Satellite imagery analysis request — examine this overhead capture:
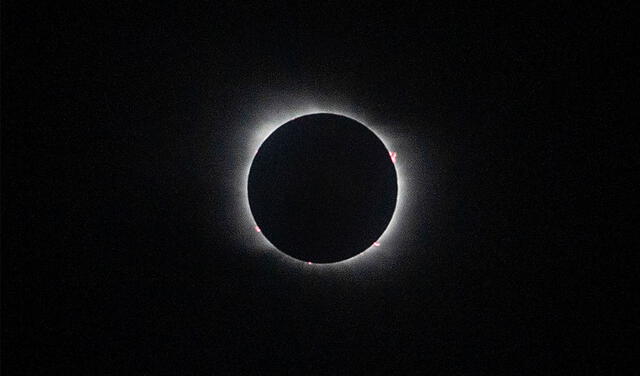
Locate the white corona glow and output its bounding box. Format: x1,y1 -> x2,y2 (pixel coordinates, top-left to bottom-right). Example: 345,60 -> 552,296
221,96 -> 424,270
240,113 -> 407,266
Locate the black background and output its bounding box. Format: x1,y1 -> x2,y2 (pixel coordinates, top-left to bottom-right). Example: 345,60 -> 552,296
2,2 -> 636,374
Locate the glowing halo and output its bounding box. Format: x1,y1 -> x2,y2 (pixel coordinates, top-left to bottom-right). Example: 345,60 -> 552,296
244,110 -> 406,265
217,96 -> 426,272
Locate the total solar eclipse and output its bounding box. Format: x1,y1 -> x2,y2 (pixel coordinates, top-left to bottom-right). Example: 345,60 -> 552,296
248,113 -> 398,263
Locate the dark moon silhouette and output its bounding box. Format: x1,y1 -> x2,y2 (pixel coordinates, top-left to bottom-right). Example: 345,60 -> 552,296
248,113 -> 397,263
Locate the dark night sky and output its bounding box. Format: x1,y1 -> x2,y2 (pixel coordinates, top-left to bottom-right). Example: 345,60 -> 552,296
2,2 -> 636,374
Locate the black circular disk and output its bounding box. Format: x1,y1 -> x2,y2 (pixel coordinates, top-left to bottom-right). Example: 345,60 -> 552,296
248,113 -> 397,263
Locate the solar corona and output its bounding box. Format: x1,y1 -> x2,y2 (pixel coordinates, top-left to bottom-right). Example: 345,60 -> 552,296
221,98 -> 423,270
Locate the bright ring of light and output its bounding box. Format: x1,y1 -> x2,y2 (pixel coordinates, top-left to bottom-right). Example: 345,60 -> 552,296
242,110 -> 406,266
215,92 -> 428,273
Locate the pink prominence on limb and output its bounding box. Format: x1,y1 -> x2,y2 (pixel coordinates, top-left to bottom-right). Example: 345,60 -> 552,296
389,151 -> 397,164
